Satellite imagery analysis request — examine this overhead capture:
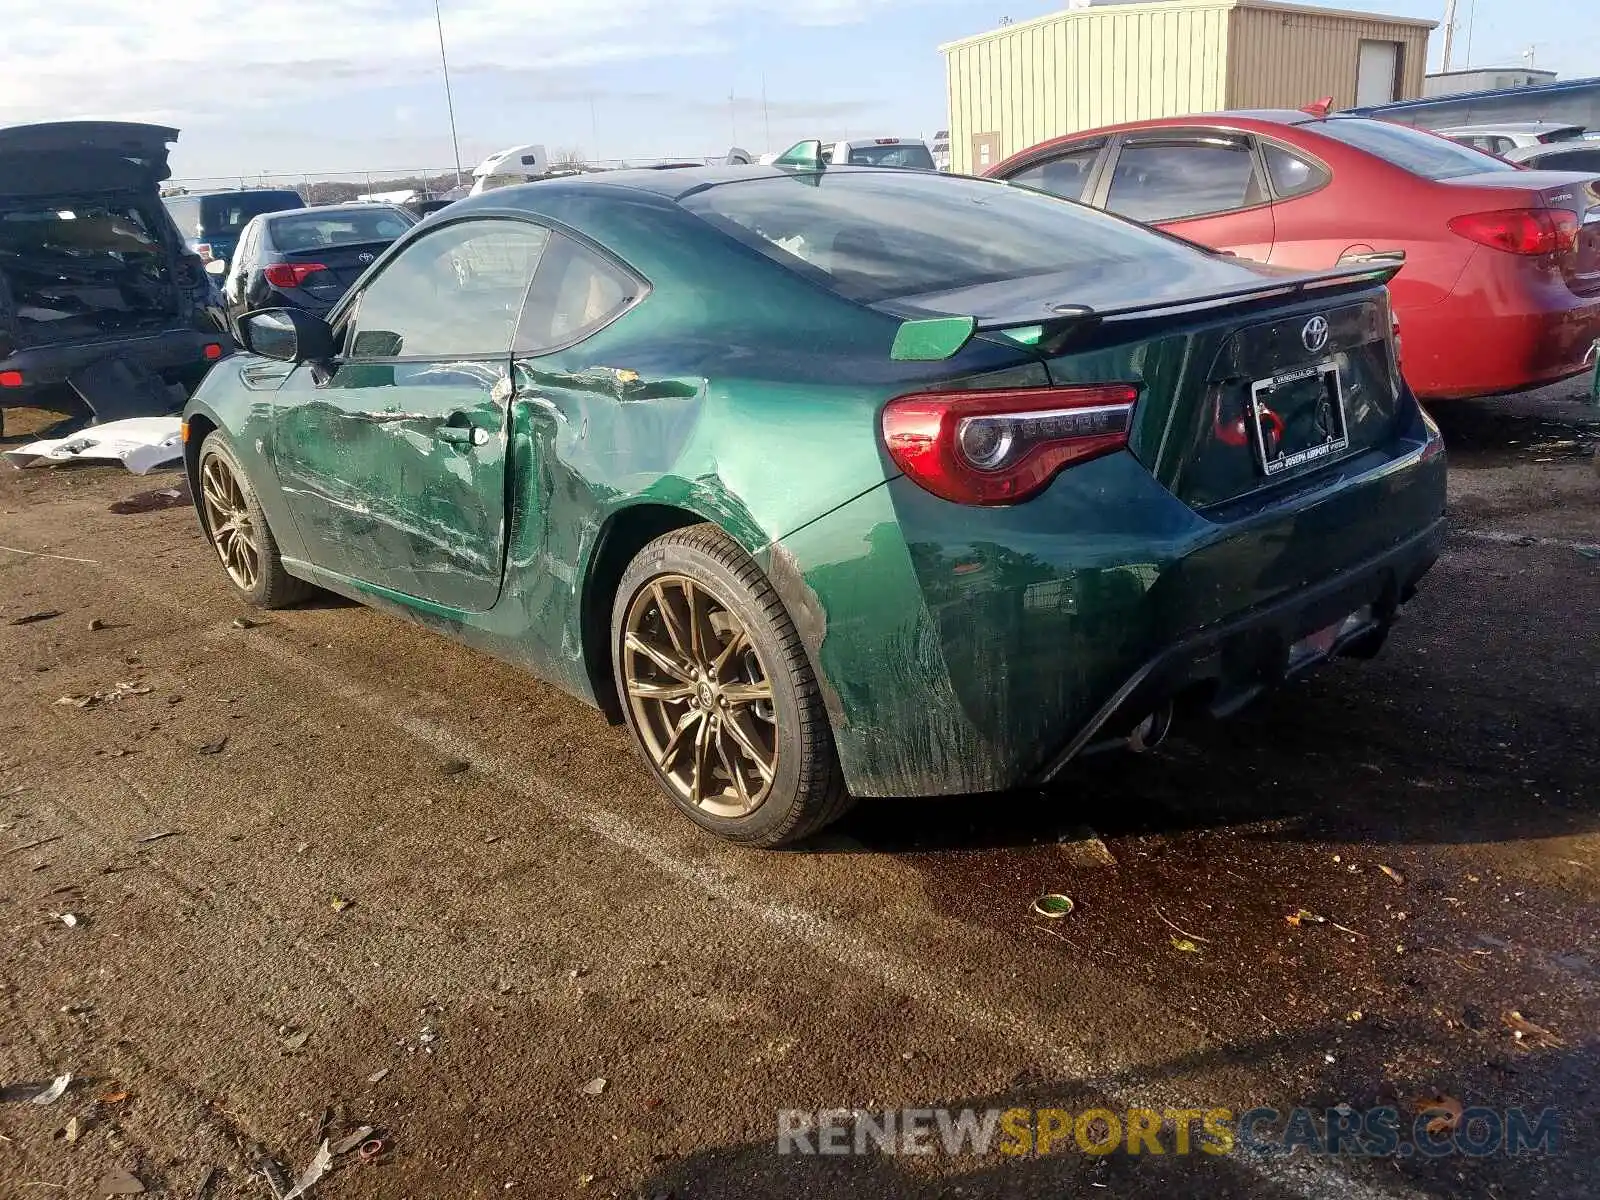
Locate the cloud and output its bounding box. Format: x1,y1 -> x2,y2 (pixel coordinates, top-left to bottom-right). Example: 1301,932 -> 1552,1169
0,0 -> 946,122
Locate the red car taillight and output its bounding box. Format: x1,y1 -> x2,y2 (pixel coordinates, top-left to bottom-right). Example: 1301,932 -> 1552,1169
1447,208 -> 1580,256
264,262 -> 327,288
882,384 -> 1139,506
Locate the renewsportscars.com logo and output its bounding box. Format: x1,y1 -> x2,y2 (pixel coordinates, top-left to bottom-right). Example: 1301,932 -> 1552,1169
776,1106 -> 1560,1159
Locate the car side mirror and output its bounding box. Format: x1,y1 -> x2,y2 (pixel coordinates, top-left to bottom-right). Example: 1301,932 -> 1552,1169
205,259 -> 228,277
239,309 -> 336,364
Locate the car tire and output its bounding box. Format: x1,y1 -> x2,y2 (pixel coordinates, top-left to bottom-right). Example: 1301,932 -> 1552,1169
611,523 -> 853,847
196,432 -> 314,610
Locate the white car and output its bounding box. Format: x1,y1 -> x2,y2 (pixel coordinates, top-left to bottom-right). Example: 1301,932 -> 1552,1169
1434,122 -> 1587,161
760,138 -> 936,170
821,138 -> 936,169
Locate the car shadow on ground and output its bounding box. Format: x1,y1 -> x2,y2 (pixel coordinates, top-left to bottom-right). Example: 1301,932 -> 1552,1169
825,658 -> 1598,855
632,1017 -> 1594,1200
1425,388 -> 1599,468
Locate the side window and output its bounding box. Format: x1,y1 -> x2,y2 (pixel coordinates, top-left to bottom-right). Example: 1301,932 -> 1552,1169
167,198 -> 200,240
1004,145 -> 1102,202
348,219 -> 549,359
515,234 -> 642,355
1105,139 -> 1265,222
1263,143 -> 1331,200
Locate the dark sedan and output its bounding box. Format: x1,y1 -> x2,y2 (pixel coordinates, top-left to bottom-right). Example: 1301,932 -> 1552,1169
218,203 -> 415,330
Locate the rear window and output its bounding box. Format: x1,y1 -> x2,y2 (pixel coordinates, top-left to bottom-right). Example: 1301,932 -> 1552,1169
1311,118 -> 1519,180
681,170 -> 1208,304
200,191 -> 304,232
839,143 -> 936,170
1524,148 -> 1600,172
269,208 -> 414,250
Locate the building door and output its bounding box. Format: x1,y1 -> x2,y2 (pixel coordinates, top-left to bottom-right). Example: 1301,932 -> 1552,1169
1356,41 -> 1402,107
971,132 -> 1000,174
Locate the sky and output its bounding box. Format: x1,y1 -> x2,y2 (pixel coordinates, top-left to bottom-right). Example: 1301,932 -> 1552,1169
1,0 -> 1597,184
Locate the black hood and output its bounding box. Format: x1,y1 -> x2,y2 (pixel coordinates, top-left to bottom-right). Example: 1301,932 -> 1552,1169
0,122 -> 178,198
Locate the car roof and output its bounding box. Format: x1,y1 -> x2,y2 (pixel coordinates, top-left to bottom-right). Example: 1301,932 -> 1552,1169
1432,121 -> 1584,136
450,163 -> 915,208
265,202 -> 405,219
833,137 -> 931,147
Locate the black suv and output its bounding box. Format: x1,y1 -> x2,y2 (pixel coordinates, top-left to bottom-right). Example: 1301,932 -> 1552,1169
0,122 -> 233,433
162,187 -> 306,269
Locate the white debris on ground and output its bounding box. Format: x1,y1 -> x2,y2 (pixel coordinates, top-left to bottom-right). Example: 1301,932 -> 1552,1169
3,417 -> 183,475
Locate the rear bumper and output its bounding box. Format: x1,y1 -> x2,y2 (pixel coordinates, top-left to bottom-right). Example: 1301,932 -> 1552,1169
770,402 -> 1447,798
0,326 -> 233,399
1405,257 -> 1600,399
1028,516 -> 1442,783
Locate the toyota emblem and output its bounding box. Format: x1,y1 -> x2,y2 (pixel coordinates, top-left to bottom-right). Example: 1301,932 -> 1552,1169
358,252 -> 375,264
1302,315 -> 1330,354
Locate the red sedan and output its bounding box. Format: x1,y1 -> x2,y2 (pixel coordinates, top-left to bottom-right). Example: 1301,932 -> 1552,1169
987,112 -> 1600,400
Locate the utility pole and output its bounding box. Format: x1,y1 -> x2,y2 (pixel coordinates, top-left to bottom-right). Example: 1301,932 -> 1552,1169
1441,0 -> 1457,72
761,74 -> 771,153
435,0 -> 467,188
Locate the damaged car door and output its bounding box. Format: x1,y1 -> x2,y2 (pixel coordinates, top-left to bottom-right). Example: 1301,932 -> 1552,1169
271,216 -> 550,611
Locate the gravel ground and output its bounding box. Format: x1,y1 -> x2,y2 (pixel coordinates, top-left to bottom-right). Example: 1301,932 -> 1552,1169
0,381 -> 1596,1199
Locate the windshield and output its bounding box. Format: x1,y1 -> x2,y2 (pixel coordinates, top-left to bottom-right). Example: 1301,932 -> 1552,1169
682,170 -> 1209,304
842,143 -> 936,170
1311,118 -> 1520,180
269,207 -> 414,250
200,191 -> 304,233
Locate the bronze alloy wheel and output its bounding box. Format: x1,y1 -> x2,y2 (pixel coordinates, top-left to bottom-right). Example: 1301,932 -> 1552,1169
622,574 -> 779,818
199,451 -> 261,592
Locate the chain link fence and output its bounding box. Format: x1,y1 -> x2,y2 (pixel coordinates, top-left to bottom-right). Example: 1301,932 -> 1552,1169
165,156 -> 726,204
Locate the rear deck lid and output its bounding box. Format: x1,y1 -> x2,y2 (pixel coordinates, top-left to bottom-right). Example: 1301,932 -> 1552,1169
277,242 -> 393,298
886,260 -> 1406,509
0,122 -> 177,197
1442,171 -> 1600,295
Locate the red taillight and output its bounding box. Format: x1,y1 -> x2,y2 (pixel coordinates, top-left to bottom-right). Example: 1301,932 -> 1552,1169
202,343 -> 223,361
882,384 -> 1139,506
264,262 -> 327,288
1447,208 -> 1580,256
0,370 -> 24,388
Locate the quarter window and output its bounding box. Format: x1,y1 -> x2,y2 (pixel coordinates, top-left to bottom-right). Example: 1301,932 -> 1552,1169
516,234 -> 640,354
1106,140 -> 1265,222
348,219 -> 549,359
1263,144 -> 1331,199
1004,145 -> 1102,202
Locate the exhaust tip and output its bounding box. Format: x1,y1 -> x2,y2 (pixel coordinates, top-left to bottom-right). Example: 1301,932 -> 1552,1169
1127,703 -> 1174,753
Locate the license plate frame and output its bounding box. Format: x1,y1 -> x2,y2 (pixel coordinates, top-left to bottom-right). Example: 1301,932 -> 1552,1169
1249,360 -> 1350,477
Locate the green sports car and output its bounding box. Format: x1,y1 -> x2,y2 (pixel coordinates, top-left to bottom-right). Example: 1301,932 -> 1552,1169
182,161 -> 1446,847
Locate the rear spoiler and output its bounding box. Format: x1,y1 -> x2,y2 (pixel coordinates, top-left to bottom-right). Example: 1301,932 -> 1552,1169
889,259 -> 1405,362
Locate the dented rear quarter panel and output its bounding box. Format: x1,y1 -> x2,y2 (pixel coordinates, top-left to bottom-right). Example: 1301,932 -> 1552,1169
772,404 -> 1445,799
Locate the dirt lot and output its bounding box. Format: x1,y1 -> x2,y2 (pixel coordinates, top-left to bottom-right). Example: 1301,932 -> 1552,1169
1,384 -> 1597,1200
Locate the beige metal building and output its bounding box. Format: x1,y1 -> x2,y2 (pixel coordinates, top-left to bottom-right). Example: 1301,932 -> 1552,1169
942,0 -> 1435,175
